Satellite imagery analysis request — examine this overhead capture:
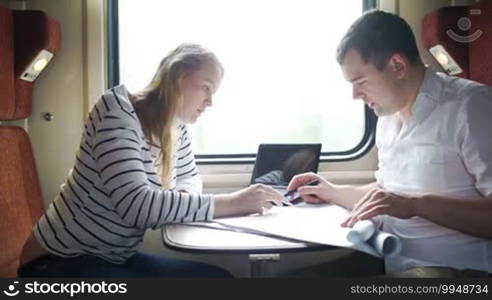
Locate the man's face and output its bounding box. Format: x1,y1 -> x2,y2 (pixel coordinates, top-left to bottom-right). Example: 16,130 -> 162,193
341,49 -> 405,117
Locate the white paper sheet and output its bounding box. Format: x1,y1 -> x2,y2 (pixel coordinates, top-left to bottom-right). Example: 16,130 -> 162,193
192,203 -> 401,257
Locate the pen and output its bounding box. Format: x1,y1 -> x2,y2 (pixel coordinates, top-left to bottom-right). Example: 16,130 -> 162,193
283,179 -> 319,204
268,199 -> 294,207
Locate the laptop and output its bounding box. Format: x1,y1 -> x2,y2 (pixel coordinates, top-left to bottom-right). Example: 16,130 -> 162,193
250,143 -> 322,194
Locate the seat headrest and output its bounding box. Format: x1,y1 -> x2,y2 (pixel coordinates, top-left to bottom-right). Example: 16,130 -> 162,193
422,0 -> 492,86
0,5 -> 61,121
0,4 -> 15,120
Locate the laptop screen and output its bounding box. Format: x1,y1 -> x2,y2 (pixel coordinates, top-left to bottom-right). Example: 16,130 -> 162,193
250,143 -> 322,186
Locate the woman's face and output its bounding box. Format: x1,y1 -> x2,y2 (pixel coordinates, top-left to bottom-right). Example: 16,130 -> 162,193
178,62 -> 222,124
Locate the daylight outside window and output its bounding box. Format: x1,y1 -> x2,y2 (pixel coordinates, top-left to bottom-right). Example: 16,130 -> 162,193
118,0 -> 367,158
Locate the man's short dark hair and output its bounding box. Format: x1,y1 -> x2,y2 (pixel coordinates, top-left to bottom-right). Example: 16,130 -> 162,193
336,10 -> 422,70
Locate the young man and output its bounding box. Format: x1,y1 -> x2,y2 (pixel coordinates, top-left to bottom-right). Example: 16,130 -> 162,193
287,10 -> 492,277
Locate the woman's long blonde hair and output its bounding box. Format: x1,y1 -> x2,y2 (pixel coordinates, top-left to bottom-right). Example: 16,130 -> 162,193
132,43 -> 223,187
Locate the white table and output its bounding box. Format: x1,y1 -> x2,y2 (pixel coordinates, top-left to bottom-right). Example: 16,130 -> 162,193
162,223 -> 335,277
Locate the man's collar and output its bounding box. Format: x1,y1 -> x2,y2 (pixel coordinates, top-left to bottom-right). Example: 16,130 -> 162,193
416,68 -> 442,101
402,68 -> 441,125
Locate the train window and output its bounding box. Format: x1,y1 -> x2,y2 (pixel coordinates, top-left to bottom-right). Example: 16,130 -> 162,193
111,0 -> 376,162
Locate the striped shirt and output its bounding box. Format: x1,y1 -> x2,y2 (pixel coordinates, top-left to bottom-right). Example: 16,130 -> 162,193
34,85 -> 215,264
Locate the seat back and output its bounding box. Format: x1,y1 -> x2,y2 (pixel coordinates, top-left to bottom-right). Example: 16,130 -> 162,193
468,0 -> 492,86
0,127 -> 44,277
422,0 -> 492,85
0,3 -> 60,277
0,4 -> 15,119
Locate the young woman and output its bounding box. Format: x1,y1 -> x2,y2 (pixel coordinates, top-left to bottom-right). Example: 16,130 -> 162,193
18,43 -> 283,277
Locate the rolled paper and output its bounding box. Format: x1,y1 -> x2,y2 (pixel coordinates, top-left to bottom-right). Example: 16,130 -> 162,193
367,230 -> 402,257
346,220 -> 376,244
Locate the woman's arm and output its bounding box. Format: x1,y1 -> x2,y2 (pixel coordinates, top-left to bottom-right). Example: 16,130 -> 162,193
92,98 -> 283,227
174,124 -> 202,193
92,99 -> 215,229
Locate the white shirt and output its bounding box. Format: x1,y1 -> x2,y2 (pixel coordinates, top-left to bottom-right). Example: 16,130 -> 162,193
375,69 -> 492,273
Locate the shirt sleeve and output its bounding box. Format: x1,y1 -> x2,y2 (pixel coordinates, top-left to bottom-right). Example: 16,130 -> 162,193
92,108 -> 214,229
459,86 -> 492,197
174,125 -> 203,194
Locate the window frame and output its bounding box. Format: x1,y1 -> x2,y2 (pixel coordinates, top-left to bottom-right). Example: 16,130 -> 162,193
107,0 -> 378,164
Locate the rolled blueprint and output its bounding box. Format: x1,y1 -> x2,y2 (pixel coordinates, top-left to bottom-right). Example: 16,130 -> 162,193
366,230 -> 402,257
346,218 -> 401,257
346,220 -> 376,244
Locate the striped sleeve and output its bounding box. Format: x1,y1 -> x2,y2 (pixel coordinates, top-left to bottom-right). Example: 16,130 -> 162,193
92,107 -> 215,229
175,124 -> 202,193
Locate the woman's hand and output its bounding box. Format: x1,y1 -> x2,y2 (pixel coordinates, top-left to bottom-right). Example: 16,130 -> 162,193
287,172 -> 338,204
214,184 -> 284,218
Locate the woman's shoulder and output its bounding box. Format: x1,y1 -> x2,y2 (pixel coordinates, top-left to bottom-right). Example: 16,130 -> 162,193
102,85 -> 133,106
94,85 -> 137,119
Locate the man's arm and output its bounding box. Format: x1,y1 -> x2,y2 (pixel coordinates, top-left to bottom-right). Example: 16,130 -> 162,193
342,188 -> 492,239
288,172 -> 378,209
343,86 -> 492,238
415,195 -> 492,239
325,182 -> 378,210
413,87 -> 492,238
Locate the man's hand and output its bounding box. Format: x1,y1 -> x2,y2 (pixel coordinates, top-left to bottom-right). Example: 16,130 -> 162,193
287,172 -> 336,204
341,188 -> 418,227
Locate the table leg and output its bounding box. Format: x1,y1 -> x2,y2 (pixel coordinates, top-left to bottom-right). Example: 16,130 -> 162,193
248,253 -> 280,277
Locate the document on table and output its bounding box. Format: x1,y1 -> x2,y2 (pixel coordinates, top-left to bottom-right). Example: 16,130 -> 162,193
190,203 -> 401,257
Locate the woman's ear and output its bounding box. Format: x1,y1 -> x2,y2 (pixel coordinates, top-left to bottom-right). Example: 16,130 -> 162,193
177,70 -> 195,92
388,54 -> 407,79
177,72 -> 188,90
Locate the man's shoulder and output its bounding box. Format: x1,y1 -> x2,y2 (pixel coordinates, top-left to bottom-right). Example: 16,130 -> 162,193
435,73 -> 492,126
437,72 -> 491,101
